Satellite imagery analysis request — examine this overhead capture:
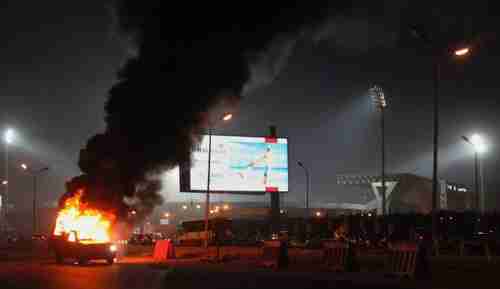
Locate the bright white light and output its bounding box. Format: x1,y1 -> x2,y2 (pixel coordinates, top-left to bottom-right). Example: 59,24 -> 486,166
315,211 -> 322,217
454,47 -> 470,56
109,244 -> 117,252
369,85 -> 387,109
21,163 -> 28,170
1,180 -> 7,185
4,128 -> 14,144
182,205 -> 188,210
222,113 -> 233,121
470,134 -> 487,153
196,204 -> 201,209
164,212 -> 170,218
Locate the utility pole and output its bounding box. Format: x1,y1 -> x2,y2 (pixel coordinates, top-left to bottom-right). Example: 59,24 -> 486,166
21,164 -> 48,235
269,126 -> 280,236
431,57 -> 440,240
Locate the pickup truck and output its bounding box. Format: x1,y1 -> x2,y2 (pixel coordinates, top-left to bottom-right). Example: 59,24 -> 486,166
49,231 -> 117,265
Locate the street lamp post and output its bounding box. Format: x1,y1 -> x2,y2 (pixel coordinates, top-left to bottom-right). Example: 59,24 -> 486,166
204,112 -> 232,249
410,27 -> 471,240
462,134 -> 486,213
431,47 -> 471,237
204,126 -> 213,248
431,56 -> 440,216
3,129 -> 15,213
369,85 -> 388,216
297,161 -> 310,217
298,161 -> 310,241
21,164 -> 49,234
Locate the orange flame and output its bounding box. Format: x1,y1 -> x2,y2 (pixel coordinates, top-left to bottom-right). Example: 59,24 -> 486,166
53,190 -> 115,244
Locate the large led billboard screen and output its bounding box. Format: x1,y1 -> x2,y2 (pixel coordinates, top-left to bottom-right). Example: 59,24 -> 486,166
180,135 -> 288,194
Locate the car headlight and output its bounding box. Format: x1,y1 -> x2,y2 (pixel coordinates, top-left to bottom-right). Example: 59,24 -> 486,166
109,244 -> 117,252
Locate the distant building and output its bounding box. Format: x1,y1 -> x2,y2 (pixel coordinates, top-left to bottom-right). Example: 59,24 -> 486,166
337,173 -> 474,214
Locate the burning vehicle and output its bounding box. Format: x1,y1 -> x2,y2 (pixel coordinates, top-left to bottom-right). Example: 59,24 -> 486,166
49,189 -> 118,265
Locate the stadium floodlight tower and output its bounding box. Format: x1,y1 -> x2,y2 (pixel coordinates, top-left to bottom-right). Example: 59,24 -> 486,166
369,85 -> 388,215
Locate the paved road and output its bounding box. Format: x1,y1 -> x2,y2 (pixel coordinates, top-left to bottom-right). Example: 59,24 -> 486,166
1,252 -> 497,289
0,258 -> 166,289
0,256 -> 418,289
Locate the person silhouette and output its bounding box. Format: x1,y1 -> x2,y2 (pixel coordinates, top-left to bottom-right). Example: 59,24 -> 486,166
239,146 -> 273,186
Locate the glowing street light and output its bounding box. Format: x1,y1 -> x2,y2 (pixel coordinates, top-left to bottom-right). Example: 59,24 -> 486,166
1,180 -> 7,185
222,112 -> 233,121
21,163 -> 28,170
164,212 -> 170,218
409,28 -> 474,232
315,211 -> 322,217
454,47 -> 470,56
3,128 -> 15,145
470,134 -> 487,154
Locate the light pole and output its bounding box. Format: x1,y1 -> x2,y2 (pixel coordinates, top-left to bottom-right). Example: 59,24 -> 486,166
462,134 -> 486,213
297,161 -> 310,217
369,85 -> 387,216
410,27 -> 471,239
3,128 -> 15,213
204,112 -> 232,248
21,163 -> 49,235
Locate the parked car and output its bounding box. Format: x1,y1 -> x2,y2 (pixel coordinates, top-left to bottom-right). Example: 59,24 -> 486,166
129,234 -> 154,245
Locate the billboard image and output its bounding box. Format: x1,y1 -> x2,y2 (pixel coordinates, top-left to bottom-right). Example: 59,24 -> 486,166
181,135 -> 288,194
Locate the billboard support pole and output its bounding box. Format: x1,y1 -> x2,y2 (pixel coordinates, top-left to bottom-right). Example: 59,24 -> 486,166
204,126 -> 213,249
269,126 -> 280,236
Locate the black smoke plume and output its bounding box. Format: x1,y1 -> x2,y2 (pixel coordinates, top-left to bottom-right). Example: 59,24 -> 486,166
61,1 -> 347,222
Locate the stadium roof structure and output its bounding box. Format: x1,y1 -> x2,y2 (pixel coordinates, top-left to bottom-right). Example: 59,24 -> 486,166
336,174 -> 400,185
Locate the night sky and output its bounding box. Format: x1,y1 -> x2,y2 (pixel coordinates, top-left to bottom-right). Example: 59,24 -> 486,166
1,1 -> 499,211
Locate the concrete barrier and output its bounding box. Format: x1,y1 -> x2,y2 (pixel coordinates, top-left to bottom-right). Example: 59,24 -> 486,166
387,242 -> 418,278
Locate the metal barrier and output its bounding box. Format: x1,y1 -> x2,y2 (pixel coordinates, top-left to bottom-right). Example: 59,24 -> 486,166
153,239 -> 176,262
460,240 -> 491,261
322,240 -> 350,271
433,239 -> 462,256
387,242 -> 418,278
